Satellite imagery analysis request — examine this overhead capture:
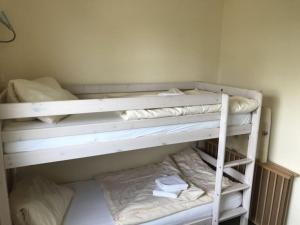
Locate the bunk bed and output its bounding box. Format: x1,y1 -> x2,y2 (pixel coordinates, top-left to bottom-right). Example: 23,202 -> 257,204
0,81 -> 262,225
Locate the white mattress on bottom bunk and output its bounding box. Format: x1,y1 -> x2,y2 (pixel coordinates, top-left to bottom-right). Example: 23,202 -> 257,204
4,113 -> 251,154
64,180 -> 242,225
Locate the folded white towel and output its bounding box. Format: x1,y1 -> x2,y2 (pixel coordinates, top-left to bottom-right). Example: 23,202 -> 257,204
153,183 -> 205,200
153,185 -> 182,199
155,175 -> 188,192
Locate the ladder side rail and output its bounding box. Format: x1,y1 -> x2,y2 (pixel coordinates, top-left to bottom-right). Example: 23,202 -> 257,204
212,93 -> 229,225
0,121 -> 12,225
240,94 -> 263,225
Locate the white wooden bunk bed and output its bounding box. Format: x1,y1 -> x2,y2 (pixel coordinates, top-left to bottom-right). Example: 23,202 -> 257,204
0,81 -> 262,225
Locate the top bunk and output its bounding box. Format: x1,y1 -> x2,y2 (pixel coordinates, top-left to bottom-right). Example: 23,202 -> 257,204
0,80 -> 262,169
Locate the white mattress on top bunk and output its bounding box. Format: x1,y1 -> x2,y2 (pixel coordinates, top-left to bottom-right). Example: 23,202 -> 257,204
64,180 -> 242,225
3,113 -> 251,154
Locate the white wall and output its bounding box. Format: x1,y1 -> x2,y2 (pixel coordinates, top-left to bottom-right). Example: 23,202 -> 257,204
0,0 -> 223,85
0,0 -> 224,181
219,1 -> 300,224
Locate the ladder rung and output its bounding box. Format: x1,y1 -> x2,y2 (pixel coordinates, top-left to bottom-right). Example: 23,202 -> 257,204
222,183 -> 250,195
220,207 -> 248,222
224,158 -> 253,168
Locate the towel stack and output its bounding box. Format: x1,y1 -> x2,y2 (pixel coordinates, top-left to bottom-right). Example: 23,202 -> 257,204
153,175 -> 188,199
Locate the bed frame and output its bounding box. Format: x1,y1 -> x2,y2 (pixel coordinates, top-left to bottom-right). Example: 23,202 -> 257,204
0,81 -> 262,225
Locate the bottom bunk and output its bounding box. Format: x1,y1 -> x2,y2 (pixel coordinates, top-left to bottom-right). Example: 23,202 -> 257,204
9,147 -> 248,225
64,180 -> 242,225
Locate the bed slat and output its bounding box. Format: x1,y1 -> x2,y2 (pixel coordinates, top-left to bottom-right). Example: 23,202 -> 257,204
222,183 -> 250,196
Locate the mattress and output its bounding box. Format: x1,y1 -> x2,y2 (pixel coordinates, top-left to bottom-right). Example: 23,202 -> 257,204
64,180 -> 242,225
4,113 -> 251,154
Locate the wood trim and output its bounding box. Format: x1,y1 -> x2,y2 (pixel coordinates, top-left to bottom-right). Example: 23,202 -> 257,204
240,89 -> 263,225
212,94 -> 229,225
63,81 -> 262,100
256,161 -> 299,178
0,122 -> 12,225
63,81 -> 198,94
2,113 -> 221,142
0,94 -> 220,120
196,81 -> 262,100
4,125 -> 251,169
224,158 -> 252,168
196,149 -> 246,183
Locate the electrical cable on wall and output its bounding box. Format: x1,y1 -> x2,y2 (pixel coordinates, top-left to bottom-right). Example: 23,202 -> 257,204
0,11 -> 16,43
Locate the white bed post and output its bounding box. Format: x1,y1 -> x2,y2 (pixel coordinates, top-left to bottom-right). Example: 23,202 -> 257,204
212,93 -> 229,225
240,95 -> 262,225
0,122 -> 12,225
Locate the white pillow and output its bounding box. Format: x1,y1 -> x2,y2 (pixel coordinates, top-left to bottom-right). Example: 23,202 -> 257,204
172,148 -> 233,194
10,176 -> 74,225
7,77 -> 78,123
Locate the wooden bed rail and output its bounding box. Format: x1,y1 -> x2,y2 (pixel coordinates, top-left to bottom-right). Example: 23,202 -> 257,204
0,81 -> 262,120
63,81 -> 262,100
63,81 -> 199,94
0,93 -> 221,120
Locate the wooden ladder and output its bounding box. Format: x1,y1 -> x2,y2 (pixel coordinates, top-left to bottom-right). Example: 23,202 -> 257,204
212,93 -> 261,225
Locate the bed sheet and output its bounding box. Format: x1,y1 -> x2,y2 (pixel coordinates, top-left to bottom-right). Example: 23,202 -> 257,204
64,180 -> 242,225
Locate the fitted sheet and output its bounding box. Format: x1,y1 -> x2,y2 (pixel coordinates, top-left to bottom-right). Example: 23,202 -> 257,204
64,180 -> 242,225
4,113 -> 251,154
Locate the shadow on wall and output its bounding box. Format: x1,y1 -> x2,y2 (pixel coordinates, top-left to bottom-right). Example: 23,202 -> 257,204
226,94 -> 279,162
262,95 -> 279,159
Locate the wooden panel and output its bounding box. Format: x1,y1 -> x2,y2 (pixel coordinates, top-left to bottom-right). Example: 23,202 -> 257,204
250,162 -> 298,225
